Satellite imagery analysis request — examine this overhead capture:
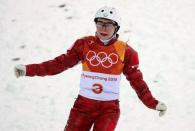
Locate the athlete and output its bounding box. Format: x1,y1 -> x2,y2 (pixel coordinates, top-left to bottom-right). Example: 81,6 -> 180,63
14,6 -> 167,131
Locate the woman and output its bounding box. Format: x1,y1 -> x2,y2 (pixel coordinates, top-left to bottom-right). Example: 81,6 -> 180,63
14,6 -> 167,131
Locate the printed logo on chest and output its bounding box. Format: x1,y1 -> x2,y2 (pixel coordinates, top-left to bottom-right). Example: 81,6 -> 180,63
86,50 -> 119,68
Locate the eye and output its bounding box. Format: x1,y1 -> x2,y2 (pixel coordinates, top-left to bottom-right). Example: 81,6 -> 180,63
101,10 -> 104,12
110,11 -> 113,14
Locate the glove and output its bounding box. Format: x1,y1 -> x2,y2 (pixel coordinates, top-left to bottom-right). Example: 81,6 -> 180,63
156,101 -> 167,117
14,65 -> 26,78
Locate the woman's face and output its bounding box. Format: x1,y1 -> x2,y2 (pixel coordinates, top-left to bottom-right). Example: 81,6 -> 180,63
95,18 -> 117,40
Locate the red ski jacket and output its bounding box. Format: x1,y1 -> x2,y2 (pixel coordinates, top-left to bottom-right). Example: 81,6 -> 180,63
26,35 -> 158,109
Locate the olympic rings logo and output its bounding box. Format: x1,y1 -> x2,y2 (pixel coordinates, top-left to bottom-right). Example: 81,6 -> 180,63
86,50 -> 118,68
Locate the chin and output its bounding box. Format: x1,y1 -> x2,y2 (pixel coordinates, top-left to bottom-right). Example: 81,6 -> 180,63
100,36 -> 109,40
100,35 -> 111,40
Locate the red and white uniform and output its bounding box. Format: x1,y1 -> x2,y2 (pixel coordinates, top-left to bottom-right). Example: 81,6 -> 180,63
25,35 -> 158,131
80,39 -> 126,101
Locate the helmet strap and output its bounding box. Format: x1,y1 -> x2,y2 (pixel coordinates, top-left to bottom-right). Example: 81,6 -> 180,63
115,26 -> 120,33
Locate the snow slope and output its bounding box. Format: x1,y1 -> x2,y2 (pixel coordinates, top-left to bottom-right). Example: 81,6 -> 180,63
1,0 -> 195,130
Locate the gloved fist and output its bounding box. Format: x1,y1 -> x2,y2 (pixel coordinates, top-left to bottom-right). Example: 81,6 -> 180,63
156,101 -> 167,117
14,65 -> 26,78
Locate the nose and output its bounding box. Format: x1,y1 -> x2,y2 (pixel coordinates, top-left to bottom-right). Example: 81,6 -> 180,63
101,25 -> 107,31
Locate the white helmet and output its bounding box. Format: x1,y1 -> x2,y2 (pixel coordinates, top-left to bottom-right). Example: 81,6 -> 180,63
94,6 -> 121,26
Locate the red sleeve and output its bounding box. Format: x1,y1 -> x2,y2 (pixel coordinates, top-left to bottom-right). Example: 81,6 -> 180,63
123,44 -> 158,109
26,39 -> 84,76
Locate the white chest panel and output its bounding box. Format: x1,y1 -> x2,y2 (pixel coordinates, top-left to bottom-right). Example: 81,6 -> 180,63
79,71 -> 121,101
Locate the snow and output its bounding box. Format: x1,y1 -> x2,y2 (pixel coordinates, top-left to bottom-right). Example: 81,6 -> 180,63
1,0 -> 195,130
